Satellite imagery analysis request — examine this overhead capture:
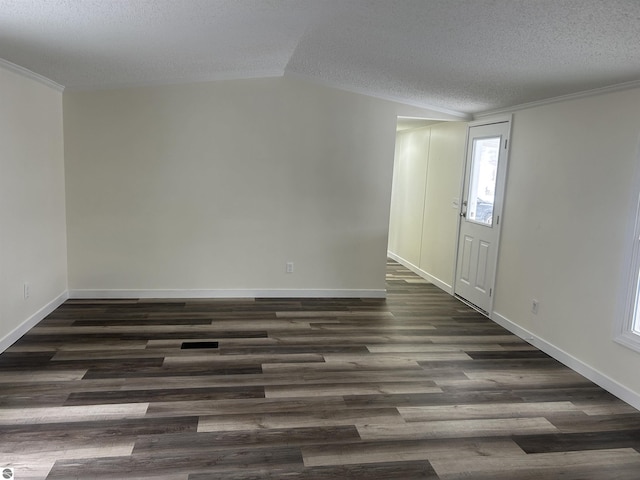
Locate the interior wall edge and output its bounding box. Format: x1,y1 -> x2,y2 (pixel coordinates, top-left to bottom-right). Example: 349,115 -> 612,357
0,291 -> 69,354
492,311 -> 640,412
387,251 -> 453,294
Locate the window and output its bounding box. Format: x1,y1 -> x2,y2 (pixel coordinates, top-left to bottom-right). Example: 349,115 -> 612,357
616,194 -> 640,352
466,136 -> 499,227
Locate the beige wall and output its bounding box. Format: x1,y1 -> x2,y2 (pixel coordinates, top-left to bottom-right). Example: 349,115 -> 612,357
420,122 -> 467,285
494,87 -> 640,400
388,127 -> 430,266
388,122 -> 467,290
64,76 -> 441,296
0,66 -> 68,347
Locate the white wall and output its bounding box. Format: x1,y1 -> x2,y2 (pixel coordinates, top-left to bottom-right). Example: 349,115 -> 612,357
0,66 -> 68,349
64,76 -> 443,297
388,122 -> 467,290
388,127 -> 430,266
419,122 -> 468,286
493,87 -> 640,403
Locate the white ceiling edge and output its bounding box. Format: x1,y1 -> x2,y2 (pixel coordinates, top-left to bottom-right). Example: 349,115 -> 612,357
396,117 -> 442,131
474,79 -> 640,119
283,71 -> 471,121
0,57 -> 64,92
19,47 -> 636,121
62,69 -> 287,92
0,53 -> 470,121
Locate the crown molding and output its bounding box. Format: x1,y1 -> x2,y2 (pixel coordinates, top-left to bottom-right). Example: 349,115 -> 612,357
0,58 -> 64,92
63,69 -> 285,92
475,79 -> 640,119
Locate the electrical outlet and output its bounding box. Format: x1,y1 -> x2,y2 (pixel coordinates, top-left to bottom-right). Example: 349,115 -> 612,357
531,299 -> 539,314
286,262 -> 294,273
23,282 -> 30,300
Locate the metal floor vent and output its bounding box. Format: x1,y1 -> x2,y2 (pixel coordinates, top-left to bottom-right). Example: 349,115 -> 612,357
180,341 -> 219,349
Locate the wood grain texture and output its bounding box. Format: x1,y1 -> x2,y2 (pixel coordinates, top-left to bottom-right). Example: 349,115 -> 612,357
0,260 -> 639,479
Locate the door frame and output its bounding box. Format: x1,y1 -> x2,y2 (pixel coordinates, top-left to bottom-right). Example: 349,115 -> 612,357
452,114 -> 513,316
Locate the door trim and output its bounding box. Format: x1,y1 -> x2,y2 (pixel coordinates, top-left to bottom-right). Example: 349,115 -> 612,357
453,114 -> 513,317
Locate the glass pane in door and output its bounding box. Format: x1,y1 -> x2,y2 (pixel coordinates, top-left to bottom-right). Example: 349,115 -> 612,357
467,136 -> 500,226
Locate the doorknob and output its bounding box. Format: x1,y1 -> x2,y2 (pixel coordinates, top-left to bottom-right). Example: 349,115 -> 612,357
460,200 -> 467,218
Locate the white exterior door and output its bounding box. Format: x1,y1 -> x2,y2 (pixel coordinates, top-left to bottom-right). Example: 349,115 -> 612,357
454,119 -> 511,314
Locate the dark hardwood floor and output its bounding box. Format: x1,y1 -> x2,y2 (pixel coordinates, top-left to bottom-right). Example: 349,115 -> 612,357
1,260 -> 640,479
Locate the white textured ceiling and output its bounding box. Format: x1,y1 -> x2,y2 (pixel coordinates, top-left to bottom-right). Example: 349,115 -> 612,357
1,0 -> 639,115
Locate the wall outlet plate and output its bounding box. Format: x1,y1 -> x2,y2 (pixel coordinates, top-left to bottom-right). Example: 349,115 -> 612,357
531,299 -> 539,314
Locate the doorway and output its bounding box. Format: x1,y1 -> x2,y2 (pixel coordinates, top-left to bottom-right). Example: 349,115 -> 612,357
387,120 -> 468,293
454,117 -> 511,314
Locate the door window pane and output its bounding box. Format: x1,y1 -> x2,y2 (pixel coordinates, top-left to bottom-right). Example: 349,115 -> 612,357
467,136 -> 500,226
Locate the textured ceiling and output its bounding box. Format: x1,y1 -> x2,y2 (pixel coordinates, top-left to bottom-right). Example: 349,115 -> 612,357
1,0 -> 639,115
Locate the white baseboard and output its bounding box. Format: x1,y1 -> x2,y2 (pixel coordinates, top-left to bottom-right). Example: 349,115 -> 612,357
68,288 -> 387,299
492,311 -> 640,412
0,291 -> 69,353
387,251 -> 453,294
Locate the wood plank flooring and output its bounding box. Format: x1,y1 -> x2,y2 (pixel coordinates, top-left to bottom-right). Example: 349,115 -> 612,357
1,260 -> 640,479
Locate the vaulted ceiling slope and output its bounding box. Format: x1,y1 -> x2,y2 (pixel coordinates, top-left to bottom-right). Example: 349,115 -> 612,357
1,0 -> 639,116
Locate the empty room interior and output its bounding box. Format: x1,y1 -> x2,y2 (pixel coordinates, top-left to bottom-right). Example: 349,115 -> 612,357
2,1 -> 640,479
